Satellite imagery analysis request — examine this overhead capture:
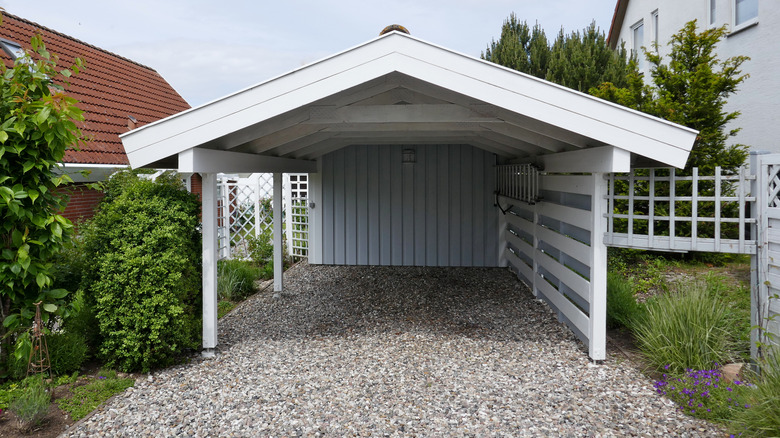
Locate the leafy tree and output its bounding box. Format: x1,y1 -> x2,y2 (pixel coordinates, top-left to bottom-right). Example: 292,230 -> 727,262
591,20 -> 749,173
0,32 -> 84,369
483,15 -> 632,92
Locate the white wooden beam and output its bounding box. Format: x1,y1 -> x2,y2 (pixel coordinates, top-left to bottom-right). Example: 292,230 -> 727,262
589,172 -> 608,361
178,148 -> 317,173
201,173 -> 218,356
306,104 -> 500,124
539,146 -> 630,173
273,173 -> 283,294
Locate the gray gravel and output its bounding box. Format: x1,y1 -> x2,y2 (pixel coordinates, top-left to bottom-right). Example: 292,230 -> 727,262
63,262 -> 725,437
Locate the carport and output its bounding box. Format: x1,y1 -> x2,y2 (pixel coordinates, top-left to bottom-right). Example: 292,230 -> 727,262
119,29 -> 696,361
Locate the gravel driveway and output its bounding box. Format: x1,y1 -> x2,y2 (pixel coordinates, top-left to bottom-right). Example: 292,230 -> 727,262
64,262 -> 724,437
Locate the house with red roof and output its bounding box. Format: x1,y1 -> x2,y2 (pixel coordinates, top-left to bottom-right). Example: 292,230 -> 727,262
0,12 -> 192,222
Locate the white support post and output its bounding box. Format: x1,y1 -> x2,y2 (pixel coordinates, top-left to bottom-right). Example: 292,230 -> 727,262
283,174 -> 294,257
202,173 -> 218,357
273,173 -> 284,293
308,160 -> 323,264
254,177 -> 261,238
750,152 -> 769,362
589,172 -> 608,362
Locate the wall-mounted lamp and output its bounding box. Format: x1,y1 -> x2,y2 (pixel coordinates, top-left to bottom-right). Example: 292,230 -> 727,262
402,148 -> 416,164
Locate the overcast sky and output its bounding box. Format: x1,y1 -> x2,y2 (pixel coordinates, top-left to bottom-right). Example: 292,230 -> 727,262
1,0 -> 617,107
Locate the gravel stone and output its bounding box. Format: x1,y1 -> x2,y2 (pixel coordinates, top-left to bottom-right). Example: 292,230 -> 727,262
62,262 -> 725,437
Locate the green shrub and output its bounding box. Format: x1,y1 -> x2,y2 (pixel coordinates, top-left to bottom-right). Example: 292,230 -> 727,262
80,171 -> 201,372
606,272 -> 644,330
732,354 -> 780,436
9,376 -> 50,430
217,259 -> 260,301
47,332 -> 88,376
63,289 -> 101,355
247,227 -> 274,266
633,280 -> 739,373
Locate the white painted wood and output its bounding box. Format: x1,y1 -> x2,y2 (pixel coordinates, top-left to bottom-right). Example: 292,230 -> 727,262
309,160 -> 323,264
318,144 -> 497,267
178,148 -> 317,174
123,32 -> 696,171
273,173 -> 283,292
540,175 -> 596,196
539,146 -> 631,173
536,203 -> 591,230
534,224 -> 591,267
535,277 -> 590,337
306,104 -> 499,124
201,173 -> 218,352
588,173 -> 608,361
534,248 -> 590,302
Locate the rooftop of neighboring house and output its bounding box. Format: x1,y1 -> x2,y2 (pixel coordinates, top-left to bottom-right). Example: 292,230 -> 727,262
0,12 -> 191,165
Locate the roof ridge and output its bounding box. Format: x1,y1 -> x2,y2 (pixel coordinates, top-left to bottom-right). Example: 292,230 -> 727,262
1,11 -> 158,72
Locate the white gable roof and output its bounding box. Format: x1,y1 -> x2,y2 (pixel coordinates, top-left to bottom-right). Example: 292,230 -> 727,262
121,31 -> 696,170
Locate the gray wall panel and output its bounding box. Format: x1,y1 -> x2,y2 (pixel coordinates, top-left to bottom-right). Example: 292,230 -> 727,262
320,144 -> 498,267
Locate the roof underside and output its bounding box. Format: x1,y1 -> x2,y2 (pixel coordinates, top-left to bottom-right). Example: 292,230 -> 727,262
122,31 -> 696,171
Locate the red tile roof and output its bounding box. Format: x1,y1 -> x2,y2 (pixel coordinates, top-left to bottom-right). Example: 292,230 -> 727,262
0,12 -> 190,165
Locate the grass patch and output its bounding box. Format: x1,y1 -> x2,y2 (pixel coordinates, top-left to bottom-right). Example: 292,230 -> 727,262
56,370 -> 134,421
9,376 -> 50,430
732,354 -> 780,436
217,259 -> 261,301
633,280 -> 740,374
218,300 -> 237,318
606,272 -> 644,330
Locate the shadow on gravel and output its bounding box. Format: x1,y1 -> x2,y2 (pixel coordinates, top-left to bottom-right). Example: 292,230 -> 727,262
220,262 -> 578,349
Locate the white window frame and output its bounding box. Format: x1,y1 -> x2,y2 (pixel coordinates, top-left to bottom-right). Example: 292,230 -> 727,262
732,0 -> 758,33
707,0 -> 717,27
631,20 -> 645,70
651,10 -> 659,47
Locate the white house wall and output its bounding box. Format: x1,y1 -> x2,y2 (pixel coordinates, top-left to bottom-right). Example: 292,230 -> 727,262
313,144 -> 498,267
614,0 -> 780,153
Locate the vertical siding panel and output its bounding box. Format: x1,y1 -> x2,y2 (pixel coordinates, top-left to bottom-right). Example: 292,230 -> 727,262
380,145 -> 392,265
391,145 -> 403,265
402,146 -> 415,266
460,145 -> 474,266
414,146 -> 427,265
367,146 -> 380,265
333,149 -> 346,264
426,146 -> 438,266
322,153 -> 335,264
356,147 -> 369,264
437,144 -> 450,266
449,145 -> 461,266
484,151 -> 498,266
472,148 -> 485,266
345,146 -> 358,265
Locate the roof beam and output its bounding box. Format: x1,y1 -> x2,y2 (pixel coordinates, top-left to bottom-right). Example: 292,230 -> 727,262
306,104 -> 500,124
538,146 -> 630,173
178,148 -> 317,173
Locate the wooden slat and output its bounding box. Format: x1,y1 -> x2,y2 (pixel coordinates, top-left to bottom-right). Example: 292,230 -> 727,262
535,224 -> 591,266
537,202 -> 592,230
606,234 -> 756,254
507,232 -> 534,261
535,249 -> 590,303
540,175 -> 594,195
508,249 -> 534,283
535,278 -> 590,337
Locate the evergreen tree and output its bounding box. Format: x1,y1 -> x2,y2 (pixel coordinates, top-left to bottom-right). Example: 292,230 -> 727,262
482,15 -> 632,92
591,21 -> 749,173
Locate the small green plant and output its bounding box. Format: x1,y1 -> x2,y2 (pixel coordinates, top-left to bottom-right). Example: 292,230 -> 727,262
634,280 -> 739,373
247,227 -> 274,266
47,332 -> 88,376
9,376 -> 51,430
64,289 -> 101,355
56,370 -> 134,421
606,272 -> 644,330
732,354 -> 780,436
217,259 -> 260,301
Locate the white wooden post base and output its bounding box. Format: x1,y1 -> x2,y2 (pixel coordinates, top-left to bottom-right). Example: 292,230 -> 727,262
273,173 -> 284,294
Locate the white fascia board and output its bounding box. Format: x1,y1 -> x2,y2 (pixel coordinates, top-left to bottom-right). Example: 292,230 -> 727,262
56,163 -> 126,182
178,148 -> 317,174
123,32 -> 696,169
539,146 -> 631,173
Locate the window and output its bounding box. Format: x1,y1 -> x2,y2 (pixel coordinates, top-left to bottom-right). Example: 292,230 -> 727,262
652,10 -> 659,46
709,0 -> 717,25
631,20 -> 644,69
0,39 -> 24,60
734,0 -> 758,27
